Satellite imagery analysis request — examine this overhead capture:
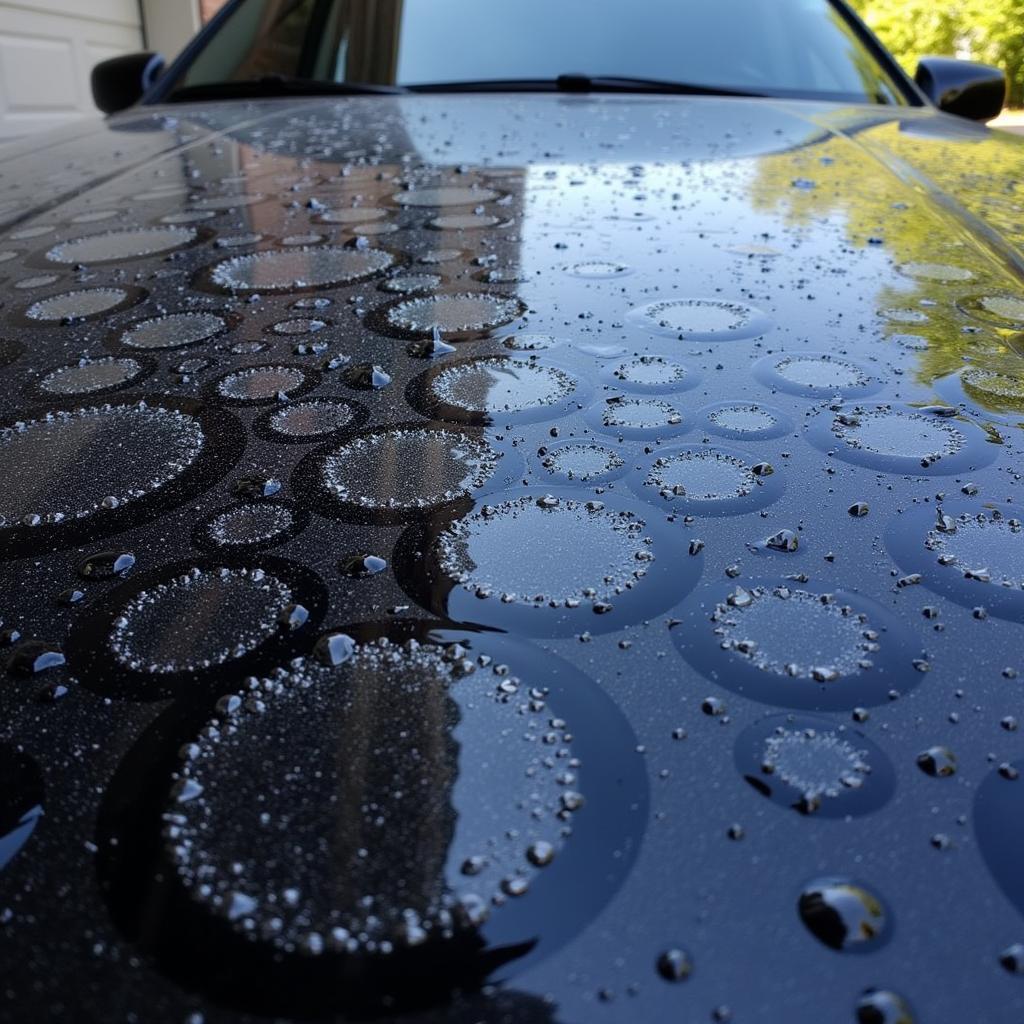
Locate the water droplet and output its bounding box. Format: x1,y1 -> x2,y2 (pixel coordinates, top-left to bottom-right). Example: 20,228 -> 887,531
339,553 -> 387,578
0,745 -> 43,872
40,358 -> 142,395
656,948 -> 693,981
266,400 -> 355,439
629,298 -> 771,341
540,442 -> 625,483
79,550 -> 135,579
855,988 -> 916,1023
382,292 -> 525,338
7,640 -> 65,675
393,186 -> 500,206
916,746 -> 956,778
610,355 -> 692,392
798,878 -> 889,951
429,213 -> 501,230
217,366 -> 307,403
319,206 -> 387,224
26,288 -> 131,322
756,352 -> 876,397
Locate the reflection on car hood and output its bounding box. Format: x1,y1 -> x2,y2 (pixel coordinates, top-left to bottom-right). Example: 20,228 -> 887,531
2,94 -> 1024,1024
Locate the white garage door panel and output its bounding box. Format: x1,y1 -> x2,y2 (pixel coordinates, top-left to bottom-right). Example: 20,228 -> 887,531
0,0 -> 143,139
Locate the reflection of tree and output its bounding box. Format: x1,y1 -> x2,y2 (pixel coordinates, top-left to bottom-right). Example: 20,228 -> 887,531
747,114 -> 1024,406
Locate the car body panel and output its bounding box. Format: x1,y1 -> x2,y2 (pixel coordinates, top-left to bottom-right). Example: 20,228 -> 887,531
2,94 -> 1024,1023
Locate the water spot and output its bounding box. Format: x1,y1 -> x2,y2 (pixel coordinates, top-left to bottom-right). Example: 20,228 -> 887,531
266,399 -> 355,439
216,366 -> 308,403
699,402 -> 792,441
590,396 -> 686,438
0,745 -> 43,872
14,274 -> 60,290
339,553 -> 388,578
810,404 -> 992,475
608,356 -> 694,393
798,878 -> 889,952
628,298 -> 771,341
854,989 -> 915,1024
755,352 -> 877,398
380,273 -> 442,295
381,292 -> 525,338
897,262 -> 973,283
406,491 -> 694,637
109,566 -> 294,674
540,442 -> 626,483
393,186 -> 500,206
216,232 -> 263,249
0,404 -> 203,529
502,333 -> 561,351
566,261 -> 632,279
270,317 -> 327,336
342,363 -> 391,390
736,715 -> 894,817
916,746 -> 957,778
0,250 -> 18,263
26,288 -> 131,322
8,224 -> 55,240
40,357 -> 142,395
999,945 -> 1024,976
634,446 -> 780,516
656,949 -> 693,981
416,356 -> 578,424
674,580 -> 919,710
418,249 -> 464,264
70,210 -> 117,224
206,504 -> 296,548
161,210 -> 215,224
122,312 -> 227,350
891,333 -> 928,351
881,308 -> 929,325
958,294 -> 1024,327
429,213 -> 501,230
319,207 -> 387,224
961,366 -> 1024,408
189,192 -> 265,210
79,550 -> 136,579
925,511 -> 1024,589
46,226 -> 196,264
322,427 -> 500,516
162,636 -> 575,956
210,246 -> 393,292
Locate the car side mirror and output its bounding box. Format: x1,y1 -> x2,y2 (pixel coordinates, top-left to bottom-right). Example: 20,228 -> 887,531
915,57 -> 1006,122
91,52 -> 165,114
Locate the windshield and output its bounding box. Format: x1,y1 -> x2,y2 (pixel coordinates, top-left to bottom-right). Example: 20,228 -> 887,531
170,0 -> 907,104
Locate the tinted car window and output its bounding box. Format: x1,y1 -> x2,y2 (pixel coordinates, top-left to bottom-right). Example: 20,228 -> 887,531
177,0 -> 907,104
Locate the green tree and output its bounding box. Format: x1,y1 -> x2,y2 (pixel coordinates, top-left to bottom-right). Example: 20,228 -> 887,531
849,0 -> 1024,108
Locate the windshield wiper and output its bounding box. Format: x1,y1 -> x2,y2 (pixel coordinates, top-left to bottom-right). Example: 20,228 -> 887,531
407,74 -> 765,98
166,75 -> 407,102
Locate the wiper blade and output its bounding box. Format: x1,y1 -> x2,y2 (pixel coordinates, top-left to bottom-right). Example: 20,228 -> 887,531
408,74 -> 765,98
166,75 -> 406,102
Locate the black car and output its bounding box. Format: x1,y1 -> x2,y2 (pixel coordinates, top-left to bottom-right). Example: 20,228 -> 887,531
2,1 -> 1024,1021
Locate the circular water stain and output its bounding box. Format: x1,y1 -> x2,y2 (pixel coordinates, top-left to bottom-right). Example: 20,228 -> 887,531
698,401 -> 793,441
897,262 -> 974,283
586,395 -> 688,440
269,317 -> 328,336
808,403 -> 995,476
539,442 -> 627,484
208,246 -> 393,293
376,292 -> 525,340
673,579 -> 921,711
393,186 -> 500,207
399,488 -> 697,637
628,297 -> 772,342
40,357 -> 143,396
25,287 -> 139,323
15,274 -> 60,290
215,365 -> 311,404
735,714 -> 895,817
317,425 -> 502,523
418,249 -> 464,265
429,213 -> 501,230
753,352 -> 880,399
958,293 -> 1024,328
961,366 -> 1024,411
0,404 -> 204,530
121,311 -> 228,350
0,745 -> 44,873
108,566 -> 295,674
605,355 -> 697,394
891,333 -> 929,351
630,445 -> 783,517
201,503 -> 298,550
798,878 -> 890,953
881,308 -> 929,325
566,260 -> 632,279
70,210 -> 118,224
409,356 -> 580,426
502,333 -> 562,351
258,399 -> 361,442
319,207 -> 387,224
380,273 -> 443,295
161,210 -> 216,224
46,226 -> 196,264
976,759 -> 1024,920
886,502 -> 1024,621
189,192 -> 265,211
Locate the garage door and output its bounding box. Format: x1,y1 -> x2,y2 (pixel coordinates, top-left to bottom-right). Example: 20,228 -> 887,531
0,0 -> 143,140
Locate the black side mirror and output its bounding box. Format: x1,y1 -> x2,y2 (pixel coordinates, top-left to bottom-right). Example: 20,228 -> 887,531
915,57 -> 1006,122
91,52 -> 165,114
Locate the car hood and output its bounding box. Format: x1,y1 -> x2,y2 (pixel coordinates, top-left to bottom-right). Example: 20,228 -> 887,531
4,93 -> 1024,1024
